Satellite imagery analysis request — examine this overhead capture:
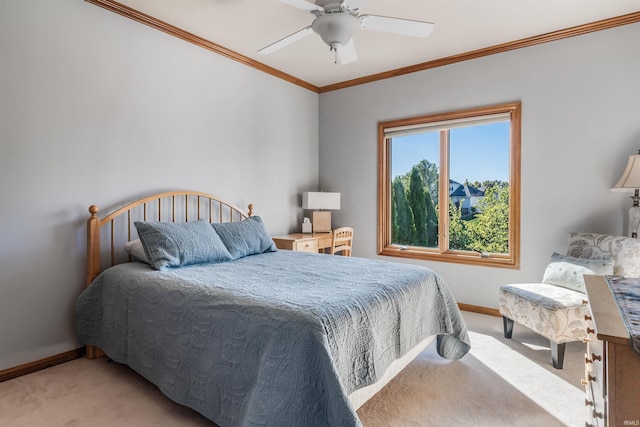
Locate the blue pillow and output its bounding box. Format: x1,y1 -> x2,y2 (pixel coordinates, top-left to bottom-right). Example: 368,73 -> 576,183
134,219 -> 233,270
211,216 -> 277,260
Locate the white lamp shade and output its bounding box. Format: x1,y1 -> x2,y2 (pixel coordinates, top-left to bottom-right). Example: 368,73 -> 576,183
302,192 -> 341,210
612,154 -> 640,192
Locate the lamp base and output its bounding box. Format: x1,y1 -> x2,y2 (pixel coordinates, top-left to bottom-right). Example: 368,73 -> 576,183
629,205 -> 640,238
312,211 -> 332,233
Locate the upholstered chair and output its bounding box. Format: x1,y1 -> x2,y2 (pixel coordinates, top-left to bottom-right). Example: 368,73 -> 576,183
499,232 -> 640,369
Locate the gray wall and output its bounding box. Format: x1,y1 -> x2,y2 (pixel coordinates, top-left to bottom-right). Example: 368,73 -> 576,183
0,0 -> 318,370
2,0 -> 639,373
319,22 -> 640,309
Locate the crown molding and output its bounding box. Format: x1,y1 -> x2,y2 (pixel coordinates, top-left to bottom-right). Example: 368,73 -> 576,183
84,0 -> 320,93
319,11 -> 640,92
85,1 -> 640,94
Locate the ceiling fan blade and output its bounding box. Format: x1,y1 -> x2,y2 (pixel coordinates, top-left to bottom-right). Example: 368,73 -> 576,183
277,0 -> 324,12
338,39 -> 357,64
258,26 -> 314,55
359,15 -> 435,38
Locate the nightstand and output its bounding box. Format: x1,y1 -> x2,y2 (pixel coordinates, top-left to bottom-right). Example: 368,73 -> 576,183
272,233 -> 333,253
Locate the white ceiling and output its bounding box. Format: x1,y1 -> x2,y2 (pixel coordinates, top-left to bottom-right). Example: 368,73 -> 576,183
106,0 -> 640,88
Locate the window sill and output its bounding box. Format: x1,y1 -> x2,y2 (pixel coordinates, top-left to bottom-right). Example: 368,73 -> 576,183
379,246 -> 519,269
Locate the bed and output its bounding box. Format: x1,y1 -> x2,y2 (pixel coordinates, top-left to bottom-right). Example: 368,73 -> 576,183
75,190 -> 470,427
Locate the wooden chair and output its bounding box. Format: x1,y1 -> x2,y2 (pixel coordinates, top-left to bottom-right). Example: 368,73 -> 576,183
330,227 -> 353,256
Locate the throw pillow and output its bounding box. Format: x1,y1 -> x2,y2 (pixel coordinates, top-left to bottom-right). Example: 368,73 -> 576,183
542,252 -> 614,293
124,239 -> 150,265
134,219 -> 233,270
211,216 -> 277,260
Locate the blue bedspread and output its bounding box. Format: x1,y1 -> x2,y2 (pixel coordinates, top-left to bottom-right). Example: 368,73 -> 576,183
76,251 -> 470,426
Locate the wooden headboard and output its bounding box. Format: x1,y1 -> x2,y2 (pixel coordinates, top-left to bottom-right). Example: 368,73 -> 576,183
86,190 -> 253,286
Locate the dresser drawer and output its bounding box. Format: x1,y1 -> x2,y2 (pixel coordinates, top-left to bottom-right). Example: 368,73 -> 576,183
585,317 -> 606,426
584,356 -> 605,426
293,239 -> 319,253
584,275 -> 640,427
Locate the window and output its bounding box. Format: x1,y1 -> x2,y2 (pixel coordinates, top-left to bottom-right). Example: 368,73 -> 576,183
377,102 -> 521,268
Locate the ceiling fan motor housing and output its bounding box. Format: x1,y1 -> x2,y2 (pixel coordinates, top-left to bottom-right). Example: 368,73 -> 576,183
315,0 -> 348,13
311,13 -> 360,48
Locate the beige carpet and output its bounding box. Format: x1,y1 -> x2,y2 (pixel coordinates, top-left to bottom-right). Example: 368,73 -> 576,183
0,312 -> 586,426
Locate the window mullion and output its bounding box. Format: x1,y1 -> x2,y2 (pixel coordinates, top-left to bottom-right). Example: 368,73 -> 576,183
439,130 -> 450,254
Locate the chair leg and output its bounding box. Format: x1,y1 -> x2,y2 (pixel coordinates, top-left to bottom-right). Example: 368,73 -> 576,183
551,341 -> 566,369
502,316 -> 514,339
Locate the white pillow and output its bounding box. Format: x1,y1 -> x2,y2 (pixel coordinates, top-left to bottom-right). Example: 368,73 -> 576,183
542,252 -> 614,293
124,239 -> 150,265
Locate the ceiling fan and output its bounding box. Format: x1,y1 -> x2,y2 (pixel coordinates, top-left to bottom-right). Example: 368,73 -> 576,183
258,0 -> 434,64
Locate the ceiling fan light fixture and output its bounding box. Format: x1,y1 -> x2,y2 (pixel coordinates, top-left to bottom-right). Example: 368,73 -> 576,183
261,0 -> 435,64
311,13 -> 360,48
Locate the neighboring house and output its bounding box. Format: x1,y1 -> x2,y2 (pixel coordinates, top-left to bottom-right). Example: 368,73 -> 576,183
449,180 -> 485,214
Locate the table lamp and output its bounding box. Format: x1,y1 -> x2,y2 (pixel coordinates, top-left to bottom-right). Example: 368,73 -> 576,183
302,191 -> 340,233
612,150 -> 640,238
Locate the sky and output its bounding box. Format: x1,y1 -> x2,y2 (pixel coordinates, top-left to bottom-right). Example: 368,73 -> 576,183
391,121 -> 510,184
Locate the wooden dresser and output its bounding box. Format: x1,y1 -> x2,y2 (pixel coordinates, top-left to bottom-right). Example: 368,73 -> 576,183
584,275 -> 640,427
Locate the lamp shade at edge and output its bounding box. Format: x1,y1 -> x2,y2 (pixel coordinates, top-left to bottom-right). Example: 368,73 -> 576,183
613,154 -> 640,192
302,192 -> 341,210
